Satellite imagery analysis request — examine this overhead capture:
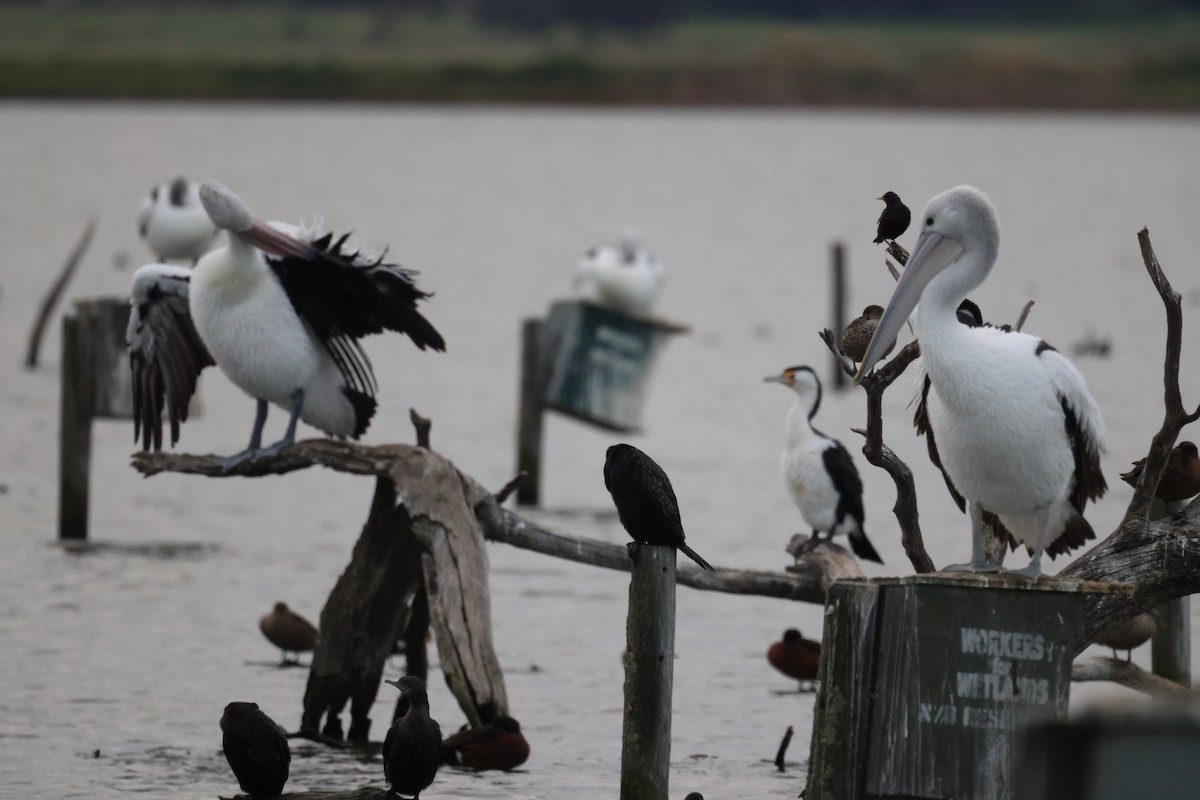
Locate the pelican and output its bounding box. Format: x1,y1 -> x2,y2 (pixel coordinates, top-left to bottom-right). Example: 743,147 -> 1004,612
136,177 -> 217,264
575,229 -> 664,315
764,365 -> 883,564
856,186 -> 1107,578
127,181 -> 445,470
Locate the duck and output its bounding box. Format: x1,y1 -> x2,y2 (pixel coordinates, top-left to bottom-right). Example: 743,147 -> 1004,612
767,629 -> 821,691
259,602 -> 318,665
440,715 -> 530,771
1121,441 -> 1200,511
1093,612 -> 1156,661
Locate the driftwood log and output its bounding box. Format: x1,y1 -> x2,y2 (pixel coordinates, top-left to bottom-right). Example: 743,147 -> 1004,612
820,229 -> 1200,660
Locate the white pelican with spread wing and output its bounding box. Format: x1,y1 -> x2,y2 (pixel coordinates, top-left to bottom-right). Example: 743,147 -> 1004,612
127,181 -> 445,470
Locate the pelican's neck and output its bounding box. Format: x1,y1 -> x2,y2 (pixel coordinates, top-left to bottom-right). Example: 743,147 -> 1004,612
916,243 -> 993,353
196,233 -> 269,296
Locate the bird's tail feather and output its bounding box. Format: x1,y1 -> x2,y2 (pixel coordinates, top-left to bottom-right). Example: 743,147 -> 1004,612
679,543 -> 714,571
849,532 -> 884,564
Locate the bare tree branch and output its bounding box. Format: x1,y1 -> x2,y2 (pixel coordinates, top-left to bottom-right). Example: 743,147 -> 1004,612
1072,656 -> 1193,696
25,217 -> 95,369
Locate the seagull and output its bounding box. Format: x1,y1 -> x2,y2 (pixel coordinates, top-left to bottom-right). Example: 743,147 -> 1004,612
874,191 -> 911,245
383,676 -> 442,800
259,602 -> 318,665
220,702 -> 290,799
603,443 -> 714,570
856,185 -> 1107,578
764,365 -> 883,564
136,177 -> 217,264
575,229 -> 664,315
126,180 -> 445,470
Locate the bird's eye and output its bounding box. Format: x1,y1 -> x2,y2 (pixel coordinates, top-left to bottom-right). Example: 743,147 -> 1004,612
926,216 -> 934,226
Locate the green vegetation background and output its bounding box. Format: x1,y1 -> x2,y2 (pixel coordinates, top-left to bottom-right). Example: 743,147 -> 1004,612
2,4 -> 1199,108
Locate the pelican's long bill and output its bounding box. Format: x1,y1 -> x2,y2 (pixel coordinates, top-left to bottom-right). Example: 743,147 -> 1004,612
852,230 -> 965,384
239,219 -> 318,261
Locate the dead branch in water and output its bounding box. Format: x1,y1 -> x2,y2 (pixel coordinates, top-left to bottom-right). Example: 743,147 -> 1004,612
1071,656 -> 1192,696
25,218 -> 95,369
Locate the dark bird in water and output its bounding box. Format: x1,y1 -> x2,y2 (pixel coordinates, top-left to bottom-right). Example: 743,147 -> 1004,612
764,366 -> 883,564
873,191 -> 911,245
767,629 -> 822,691
440,716 -> 530,772
1121,441 -> 1200,507
383,676 -> 442,799
220,702 -> 290,799
259,602 -> 318,665
840,305 -> 894,366
1093,613 -> 1156,661
603,443 -> 715,571
684,794 -> 705,800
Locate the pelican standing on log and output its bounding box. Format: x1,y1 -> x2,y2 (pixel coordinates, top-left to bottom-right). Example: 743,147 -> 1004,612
855,185 -> 1107,578
127,181 -> 446,470
137,177 -> 217,264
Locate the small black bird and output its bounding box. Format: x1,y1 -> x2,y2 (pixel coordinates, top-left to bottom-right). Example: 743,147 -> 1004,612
873,191 -> 911,244
603,443 -> 714,570
383,676 -> 442,799
220,702 -> 290,799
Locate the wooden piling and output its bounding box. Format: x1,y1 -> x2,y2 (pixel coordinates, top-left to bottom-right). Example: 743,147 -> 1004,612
515,319 -> 545,506
620,545 -> 676,800
58,297 -> 133,540
1148,499 -> 1192,687
830,242 -> 847,390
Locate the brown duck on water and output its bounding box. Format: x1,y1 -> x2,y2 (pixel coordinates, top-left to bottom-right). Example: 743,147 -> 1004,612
259,602 -> 318,665
767,628 -> 821,692
1093,613 -> 1156,661
440,715 -> 530,772
383,676 -> 441,799
220,701 -> 290,799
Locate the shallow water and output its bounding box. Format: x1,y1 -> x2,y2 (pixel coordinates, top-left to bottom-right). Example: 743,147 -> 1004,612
0,102 -> 1198,799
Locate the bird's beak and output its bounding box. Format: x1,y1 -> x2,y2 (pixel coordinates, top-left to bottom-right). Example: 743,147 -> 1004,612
384,678 -> 402,690
853,230 -> 964,385
763,374 -> 786,385
875,195 -> 883,201
238,219 -> 317,261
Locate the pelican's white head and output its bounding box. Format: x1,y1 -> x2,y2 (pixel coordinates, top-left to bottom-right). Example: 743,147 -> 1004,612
199,180 -> 253,233
764,365 -> 822,420
855,185 -> 1000,382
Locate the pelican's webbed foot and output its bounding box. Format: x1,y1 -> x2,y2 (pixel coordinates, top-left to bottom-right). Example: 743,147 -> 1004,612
217,448 -> 258,473
1006,561 -> 1043,581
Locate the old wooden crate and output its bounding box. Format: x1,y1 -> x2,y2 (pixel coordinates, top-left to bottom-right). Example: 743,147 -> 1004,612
807,574 -> 1130,800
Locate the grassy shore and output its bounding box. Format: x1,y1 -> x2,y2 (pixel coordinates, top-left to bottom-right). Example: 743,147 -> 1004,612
2,6 -> 1199,109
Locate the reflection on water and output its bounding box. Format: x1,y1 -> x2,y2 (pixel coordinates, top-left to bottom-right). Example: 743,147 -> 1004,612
0,103 -> 1198,798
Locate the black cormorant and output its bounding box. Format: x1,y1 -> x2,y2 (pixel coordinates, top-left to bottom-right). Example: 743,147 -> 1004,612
220,701 -> 290,799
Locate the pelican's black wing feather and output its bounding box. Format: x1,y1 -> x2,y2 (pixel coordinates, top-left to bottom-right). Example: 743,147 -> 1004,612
126,264 -> 214,451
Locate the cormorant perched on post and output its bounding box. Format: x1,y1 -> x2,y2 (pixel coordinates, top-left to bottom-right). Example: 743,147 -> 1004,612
440,716 -> 530,771
603,443 -> 714,571
764,366 -> 883,564
220,702 -> 290,799
873,191 -> 911,245
259,602 -> 318,665
383,676 -> 441,799
767,629 -> 822,691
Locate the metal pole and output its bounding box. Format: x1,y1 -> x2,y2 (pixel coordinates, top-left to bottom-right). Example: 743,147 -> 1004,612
620,545 -> 676,800
515,319 -> 544,506
830,241 -> 847,390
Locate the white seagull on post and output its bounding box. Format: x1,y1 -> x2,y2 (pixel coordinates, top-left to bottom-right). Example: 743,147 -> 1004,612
764,365 -> 883,564
575,229 -> 664,315
126,180 -> 445,470
136,177 -> 218,264
855,185 -> 1106,578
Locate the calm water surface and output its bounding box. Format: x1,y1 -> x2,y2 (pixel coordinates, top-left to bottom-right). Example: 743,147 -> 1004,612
1,103 -> 1198,799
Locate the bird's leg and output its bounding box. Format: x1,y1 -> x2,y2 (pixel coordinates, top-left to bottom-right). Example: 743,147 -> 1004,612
257,388 -> 304,459
943,503 -> 1002,573
1007,508 -> 1048,580
217,399 -> 270,472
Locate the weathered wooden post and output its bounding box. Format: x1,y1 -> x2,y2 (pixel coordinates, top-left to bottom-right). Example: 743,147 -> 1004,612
830,241 -> 847,390
58,297 -> 132,541
1149,499 -> 1192,687
514,300 -> 688,507
621,545 -> 676,800
807,574 -> 1131,800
